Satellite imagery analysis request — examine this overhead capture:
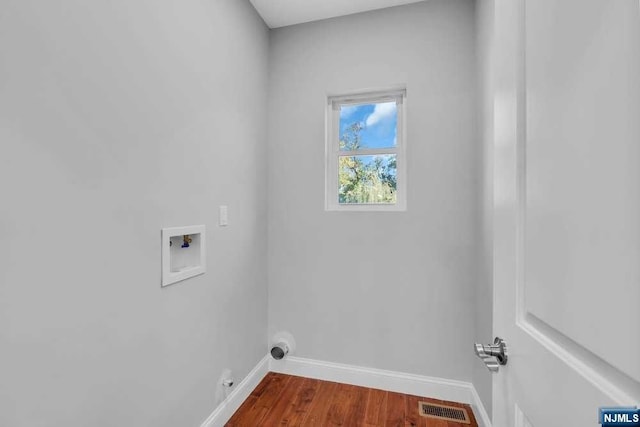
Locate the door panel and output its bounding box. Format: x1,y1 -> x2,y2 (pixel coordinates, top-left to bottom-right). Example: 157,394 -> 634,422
525,0 -> 640,382
515,405 -> 534,427
492,0 -> 640,426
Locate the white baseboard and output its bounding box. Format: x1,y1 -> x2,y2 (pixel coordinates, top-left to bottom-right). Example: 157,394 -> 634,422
270,356 -> 492,427
470,385 -> 493,427
199,354 -> 269,427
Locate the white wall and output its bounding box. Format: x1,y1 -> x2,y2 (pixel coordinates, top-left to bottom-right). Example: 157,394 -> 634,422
267,0 -> 479,382
0,1 -> 268,426
474,0 -> 495,417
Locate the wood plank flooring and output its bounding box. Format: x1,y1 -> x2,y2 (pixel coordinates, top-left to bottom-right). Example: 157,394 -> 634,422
226,372 -> 479,427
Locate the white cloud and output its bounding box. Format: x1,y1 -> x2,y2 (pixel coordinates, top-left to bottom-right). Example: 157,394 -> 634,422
365,102 -> 396,127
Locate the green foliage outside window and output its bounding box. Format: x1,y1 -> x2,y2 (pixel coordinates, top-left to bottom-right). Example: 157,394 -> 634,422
338,123 -> 397,204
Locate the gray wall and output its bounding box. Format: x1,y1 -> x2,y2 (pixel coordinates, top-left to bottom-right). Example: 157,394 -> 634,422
267,0 -> 479,382
0,1 -> 268,426
474,0 -> 495,418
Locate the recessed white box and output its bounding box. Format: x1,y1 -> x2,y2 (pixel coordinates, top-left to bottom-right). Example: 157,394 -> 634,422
161,225 -> 206,287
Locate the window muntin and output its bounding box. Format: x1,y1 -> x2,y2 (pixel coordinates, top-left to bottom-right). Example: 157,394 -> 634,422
326,89 -> 406,211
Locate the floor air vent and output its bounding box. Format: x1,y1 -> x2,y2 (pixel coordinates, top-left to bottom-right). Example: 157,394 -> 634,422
418,401 -> 471,424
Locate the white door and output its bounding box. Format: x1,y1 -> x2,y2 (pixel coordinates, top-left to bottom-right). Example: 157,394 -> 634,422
490,0 -> 640,426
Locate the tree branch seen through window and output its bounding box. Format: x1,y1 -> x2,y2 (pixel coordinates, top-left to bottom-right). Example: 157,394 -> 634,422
338,122 -> 397,204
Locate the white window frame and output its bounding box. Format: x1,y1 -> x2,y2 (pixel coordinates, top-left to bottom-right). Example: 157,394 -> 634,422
325,88 -> 407,211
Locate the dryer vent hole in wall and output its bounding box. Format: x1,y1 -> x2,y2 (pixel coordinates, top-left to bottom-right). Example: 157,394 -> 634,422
270,332 -> 295,360
418,402 -> 471,424
270,342 -> 289,360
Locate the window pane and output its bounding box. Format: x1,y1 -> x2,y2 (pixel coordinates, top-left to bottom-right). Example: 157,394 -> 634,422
338,154 -> 397,204
339,102 -> 397,150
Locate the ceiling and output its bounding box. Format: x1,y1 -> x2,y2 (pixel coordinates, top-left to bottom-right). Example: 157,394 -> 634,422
250,0 -> 426,29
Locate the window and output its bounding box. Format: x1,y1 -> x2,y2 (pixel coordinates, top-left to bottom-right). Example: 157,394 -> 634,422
325,88 -> 406,211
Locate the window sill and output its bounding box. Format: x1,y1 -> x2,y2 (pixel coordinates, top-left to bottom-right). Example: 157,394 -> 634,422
325,202 -> 407,212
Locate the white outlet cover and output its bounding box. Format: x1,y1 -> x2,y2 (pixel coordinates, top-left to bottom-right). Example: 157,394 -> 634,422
219,205 -> 228,226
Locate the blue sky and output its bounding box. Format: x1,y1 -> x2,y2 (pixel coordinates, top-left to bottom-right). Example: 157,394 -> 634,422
339,102 -> 397,149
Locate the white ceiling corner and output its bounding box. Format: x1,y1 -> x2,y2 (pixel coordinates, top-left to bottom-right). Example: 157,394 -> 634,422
249,0 -> 427,29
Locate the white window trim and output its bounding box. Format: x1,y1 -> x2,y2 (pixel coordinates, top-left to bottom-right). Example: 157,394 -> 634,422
325,88 -> 407,212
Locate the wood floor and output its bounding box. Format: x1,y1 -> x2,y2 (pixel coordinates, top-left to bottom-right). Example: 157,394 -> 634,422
226,372 -> 478,427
